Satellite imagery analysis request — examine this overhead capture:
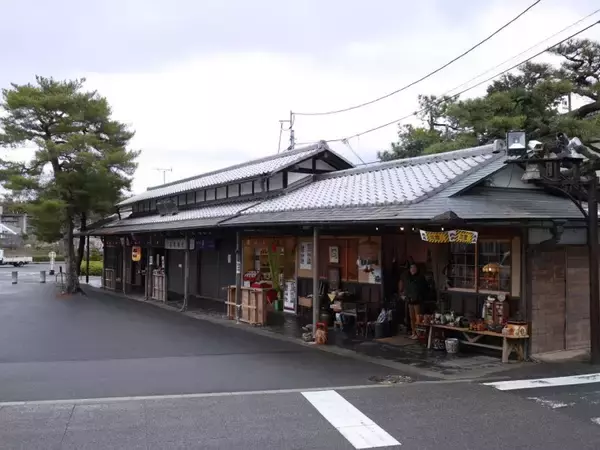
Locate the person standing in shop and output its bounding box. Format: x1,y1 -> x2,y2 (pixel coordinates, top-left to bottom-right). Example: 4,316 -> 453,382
399,262 -> 429,340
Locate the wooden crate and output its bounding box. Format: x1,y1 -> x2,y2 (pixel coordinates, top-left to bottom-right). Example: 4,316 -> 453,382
226,286 -> 269,325
104,269 -> 116,290
152,272 -> 167,302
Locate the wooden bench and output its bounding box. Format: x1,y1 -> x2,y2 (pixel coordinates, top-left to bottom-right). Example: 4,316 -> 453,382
426,324 -> 529,363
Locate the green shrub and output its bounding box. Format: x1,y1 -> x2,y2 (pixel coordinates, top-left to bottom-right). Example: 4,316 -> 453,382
33,255 -> 65,262
80,261 -> 103,276
89,248 -> 103,261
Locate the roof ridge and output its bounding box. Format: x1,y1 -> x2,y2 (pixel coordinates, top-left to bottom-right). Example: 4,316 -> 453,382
316,141 -> 504,180
146,141 -> 327,191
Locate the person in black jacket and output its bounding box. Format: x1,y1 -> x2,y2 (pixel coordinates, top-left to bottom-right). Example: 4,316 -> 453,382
399,262 -> 429,339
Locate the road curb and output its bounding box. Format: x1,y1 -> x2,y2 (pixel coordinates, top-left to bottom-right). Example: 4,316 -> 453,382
81,285 -> 512,381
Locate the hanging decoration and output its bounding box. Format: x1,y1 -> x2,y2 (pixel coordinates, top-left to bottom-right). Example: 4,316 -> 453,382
419,229 -> 478,244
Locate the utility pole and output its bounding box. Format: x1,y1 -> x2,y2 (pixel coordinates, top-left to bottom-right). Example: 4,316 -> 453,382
289,110 -> 295,151
154,167 -> 172,185
567,92 -> 572,112
277,111 -> 295,152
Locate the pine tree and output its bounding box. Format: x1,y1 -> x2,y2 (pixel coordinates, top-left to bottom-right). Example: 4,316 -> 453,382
0,76 -> 139,293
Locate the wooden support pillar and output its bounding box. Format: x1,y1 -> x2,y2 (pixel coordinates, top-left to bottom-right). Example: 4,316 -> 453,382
182,232 -> 190,311
312,227 -> 320,337
235,231 -> 242,322
102,238 -> 106,289
85,235 -> 90,284
146,245 -> 153,300
121,238 -> 126,295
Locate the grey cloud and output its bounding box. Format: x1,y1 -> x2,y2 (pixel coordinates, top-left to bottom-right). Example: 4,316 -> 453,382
1,0 -> 486,79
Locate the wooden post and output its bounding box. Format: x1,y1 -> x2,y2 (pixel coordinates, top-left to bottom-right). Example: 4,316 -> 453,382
235,231 -> 242,322
312,227 -> 320,338
85,235 -> 90,284
182,233 -> 190,311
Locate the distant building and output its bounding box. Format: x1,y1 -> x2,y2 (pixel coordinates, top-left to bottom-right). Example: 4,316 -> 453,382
0,206 -> 28,235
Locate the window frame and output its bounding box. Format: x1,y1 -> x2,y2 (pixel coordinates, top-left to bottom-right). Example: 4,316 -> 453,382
447,238 -> 512,295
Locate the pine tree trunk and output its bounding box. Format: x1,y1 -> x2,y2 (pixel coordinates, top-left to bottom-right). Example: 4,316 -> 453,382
63,217 -> 81,294
75,214 -> 87,276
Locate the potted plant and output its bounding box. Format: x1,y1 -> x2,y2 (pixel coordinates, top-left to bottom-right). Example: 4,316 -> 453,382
267,244 -> 282,311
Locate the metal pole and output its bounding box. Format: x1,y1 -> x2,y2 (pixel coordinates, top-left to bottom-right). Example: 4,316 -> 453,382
312,227 -> 319,338
235,231 -> 242,323
40,270 -> 46,283
11,271 -> 17,284
85,235 -> 90,284
588,175 -> 600,364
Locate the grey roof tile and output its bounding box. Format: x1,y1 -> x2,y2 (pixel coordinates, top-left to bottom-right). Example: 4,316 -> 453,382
93,201 -> 258,235
222,188 -> 585,226
240,143 -> 503,214
118,141 -> 344,206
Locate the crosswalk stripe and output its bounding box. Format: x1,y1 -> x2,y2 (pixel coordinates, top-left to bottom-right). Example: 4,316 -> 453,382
302,390 -> 400,449
484,373 -> 600,391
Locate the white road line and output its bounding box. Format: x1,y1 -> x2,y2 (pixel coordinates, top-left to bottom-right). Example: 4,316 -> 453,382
591,418 -> 600,425
302,390 -> 400,449
484,373 -> 600,391
0,383 -> 395,407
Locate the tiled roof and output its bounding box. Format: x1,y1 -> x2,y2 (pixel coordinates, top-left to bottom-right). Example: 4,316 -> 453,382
222,188 -> 586,226
237,142 -> 504,215
118,141 -> 341,206
92,201 -> 258,235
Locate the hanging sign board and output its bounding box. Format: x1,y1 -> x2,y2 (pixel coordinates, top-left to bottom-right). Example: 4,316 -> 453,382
165,238 -> 187,250
196,238 -> 216,250
419,229 -> 478,244
131,246 -> 142,262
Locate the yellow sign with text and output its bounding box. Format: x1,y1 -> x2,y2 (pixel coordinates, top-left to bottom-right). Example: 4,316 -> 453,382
419,229 -> 478,244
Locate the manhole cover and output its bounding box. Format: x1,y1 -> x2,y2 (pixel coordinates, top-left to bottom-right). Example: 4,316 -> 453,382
368,375 -> 413,384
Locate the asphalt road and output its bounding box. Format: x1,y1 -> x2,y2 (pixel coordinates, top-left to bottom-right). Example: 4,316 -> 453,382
2,269 -> 600,449
2,382 -> 600,449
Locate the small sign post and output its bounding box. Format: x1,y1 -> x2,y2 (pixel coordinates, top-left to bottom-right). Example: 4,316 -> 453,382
48,251 -> 57,275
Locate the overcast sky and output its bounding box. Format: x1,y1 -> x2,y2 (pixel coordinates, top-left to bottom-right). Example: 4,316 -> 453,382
1,0 -> 599,193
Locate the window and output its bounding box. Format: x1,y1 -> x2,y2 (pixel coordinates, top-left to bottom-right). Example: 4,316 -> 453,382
478,240 -> 511,292
195,190 -> 205,202
150,199 -> 156,211
447,239 -> 512,293
241,182 -> 253,195
228,184 -> 240,197
186,192 -> 195,204
253,179 -> 263,193
206,188 -> 216,201
132,203 -> 139,213
216,186 -> 227,199
269,173 -> 284,191
448,243 -> 476,290
178,194 -> 186,206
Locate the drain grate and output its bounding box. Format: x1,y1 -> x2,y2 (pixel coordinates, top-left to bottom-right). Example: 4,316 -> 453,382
368,375 -> 413,384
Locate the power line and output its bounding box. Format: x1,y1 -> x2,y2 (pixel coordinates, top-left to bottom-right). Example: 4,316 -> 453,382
293,0 -> 542,117
445,7 -> 600,97
341,139 -> 366,164
321,18 -> 600,143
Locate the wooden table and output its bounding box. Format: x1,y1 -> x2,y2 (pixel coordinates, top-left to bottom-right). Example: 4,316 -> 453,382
426,324 -> 529,363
